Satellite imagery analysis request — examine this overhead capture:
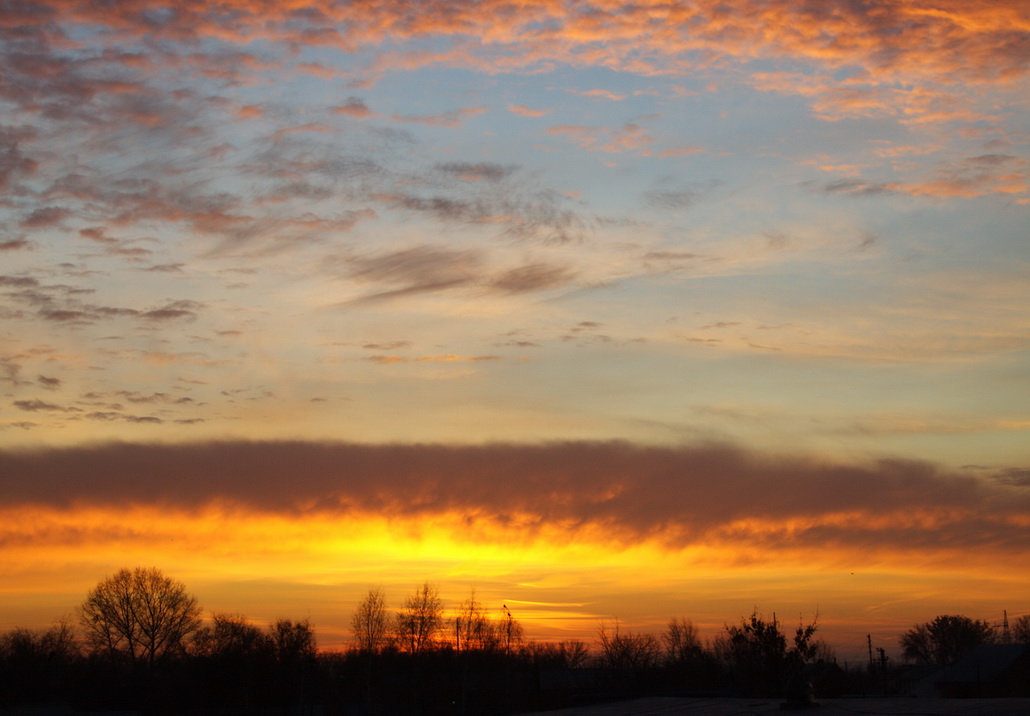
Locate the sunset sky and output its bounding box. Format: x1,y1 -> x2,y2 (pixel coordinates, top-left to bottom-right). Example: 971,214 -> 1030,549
2,0 -> 1029,661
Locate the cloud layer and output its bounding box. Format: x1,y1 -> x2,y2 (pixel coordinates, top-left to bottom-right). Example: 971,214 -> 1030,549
3,441 -> 1027,558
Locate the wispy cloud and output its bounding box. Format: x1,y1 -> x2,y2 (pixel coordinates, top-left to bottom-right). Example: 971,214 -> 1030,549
334,246 -> 577,304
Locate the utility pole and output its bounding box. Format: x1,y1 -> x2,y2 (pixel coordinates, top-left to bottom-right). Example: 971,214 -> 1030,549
877,648 -> 889,693
867,634 -> 874,671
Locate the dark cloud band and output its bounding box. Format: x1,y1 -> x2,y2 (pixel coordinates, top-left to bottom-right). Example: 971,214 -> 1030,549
2,440 -> 1027,554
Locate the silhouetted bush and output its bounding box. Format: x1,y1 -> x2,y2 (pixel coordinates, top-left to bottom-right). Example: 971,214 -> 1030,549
900,614 -> 995,665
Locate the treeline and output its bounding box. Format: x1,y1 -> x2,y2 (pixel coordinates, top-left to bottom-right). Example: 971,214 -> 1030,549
2,567 -> 1026,714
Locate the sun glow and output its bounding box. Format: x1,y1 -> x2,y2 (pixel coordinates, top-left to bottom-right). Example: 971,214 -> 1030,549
3,501 -> 1027,658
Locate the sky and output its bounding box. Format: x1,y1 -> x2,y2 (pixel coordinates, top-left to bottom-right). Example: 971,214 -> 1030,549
1,0 -> 1029,660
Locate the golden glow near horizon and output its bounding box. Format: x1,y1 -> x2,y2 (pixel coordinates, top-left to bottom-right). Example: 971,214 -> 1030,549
3,494 -> 1028,660
1,0 -> 1029,662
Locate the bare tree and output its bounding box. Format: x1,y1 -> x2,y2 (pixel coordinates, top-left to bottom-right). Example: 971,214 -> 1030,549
351,586 -> 389,653
192,613 -> 269,658
663,616 -> 702,666
0,621 -> 79,663
596,619 -> 661,670
454,589 -> 496,653
270,618 -> 317,662
396,581 -> 442,654
79,567 -> 201,670
0,621 -> 79,702
557,639 -> 590,668
525,639 -> 589,669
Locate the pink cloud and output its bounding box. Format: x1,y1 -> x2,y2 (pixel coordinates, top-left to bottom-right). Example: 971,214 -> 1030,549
390,106 -> 488,129
578,89 -> 627,101
22,0 -> 1027,88
548,123 -> 655,154
332,98 -> 375,119
506,103 -> 548,118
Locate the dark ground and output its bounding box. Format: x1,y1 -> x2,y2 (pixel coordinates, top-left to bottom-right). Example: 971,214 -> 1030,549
512,696 -> 1030,716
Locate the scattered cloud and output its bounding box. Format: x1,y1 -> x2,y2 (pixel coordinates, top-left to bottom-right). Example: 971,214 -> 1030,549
332,98 -> 376,119
658,145 -> 705,158
507,103 -> 548,118
435,162 -> 518,182
342,246 -> 484,302
644,184 -> 709,209
578,89 -> 627,101
490,263 -> 577,294
361,341 -> 412,351
548,123 -> 656,154
140,300 -> 203,321
13,399 -> 66,413
390,106 -> 488,129
37,375 -> 61,390
20,207 -> 72,229
373,183 -> 585,243
819,153 -> 1029,199
2,279 -> 201,326
337,246 -> 578,303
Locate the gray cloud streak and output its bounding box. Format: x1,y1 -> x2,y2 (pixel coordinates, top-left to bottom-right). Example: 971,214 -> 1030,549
337,246 -> 577,303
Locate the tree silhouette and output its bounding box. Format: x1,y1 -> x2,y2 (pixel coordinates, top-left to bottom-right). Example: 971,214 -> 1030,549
525,639 -> 589,669
454,589 -> 495,653
79,567 -> 200,671
596,619 -> 661,670
1012,614 -> 1030,643
351,586 -> 389,654
268,619 -> 317,709
716,610 -> 818,697
663,616 -> 702,667
900,614 -> 995,665
270,618 -> 316,662
396,581 -> 442,654
0,622 -> 79,703
190,614 -> 273,709
192,613 -> 269,659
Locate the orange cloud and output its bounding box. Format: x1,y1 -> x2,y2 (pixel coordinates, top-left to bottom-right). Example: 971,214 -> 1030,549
822,153 -> 1030,200
237,104 -> 264,119
548,123 -> 655,154
390,106 -> 488,128
506,103 -> 548,117
3,441 -> 1027,558
658,145 -> 705,158
28,1 -> 1028,88
331,98 -> 375,119
578,89 -> 626,101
